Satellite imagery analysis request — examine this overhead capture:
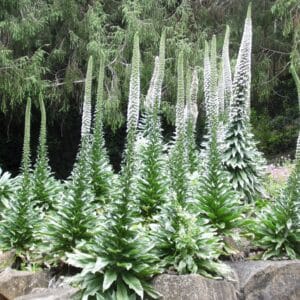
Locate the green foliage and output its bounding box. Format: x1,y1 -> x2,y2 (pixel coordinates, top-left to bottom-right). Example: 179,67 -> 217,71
136,110 -> 169,224
0,98 -> 39,256
153,203 -> 227,278
185,69 -> 199,174
43,137 -> 95,261
223,5 -> 265,202
32,94 -> 60,211
90,55 -> 115,207
195,125 -> 244,254
0,168 -> 14,209
67,39 -> 160,299
250,163 -> 300,259
43,59 -> 96,260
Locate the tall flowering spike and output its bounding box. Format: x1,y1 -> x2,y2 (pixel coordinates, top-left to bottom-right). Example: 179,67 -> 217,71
189,69 -> 199,127
223,4 -> 264,202
217,64 -> 225,116
157,29 -> 166,107
81,56 -> 93,138
204,41 -> 211,119
175,51 -> 185,138
291,64 -> 300,161
38,94 -> 47,159
21,97 -> 31,177
210,35 -> 218,123
222,25 -> 233,113
145,56 -> 159,110
184,68 -> 192,123
231,3 -> 252,120
94,54 -> 105,132
127,32 -> 140,133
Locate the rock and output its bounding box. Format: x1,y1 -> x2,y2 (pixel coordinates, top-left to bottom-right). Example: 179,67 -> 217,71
229,260 -> 300,300
0,250 -> 16,271
0,268 -> 49,300
14,286 -> 79,300
153,274 -> 238,300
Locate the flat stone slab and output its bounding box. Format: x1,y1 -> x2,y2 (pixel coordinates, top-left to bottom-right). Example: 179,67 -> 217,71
0,268 -> 49,300
15,287 -> 78,300
229,260 -> 300,300
153,260 -> 300,300
153,274 -> 238,300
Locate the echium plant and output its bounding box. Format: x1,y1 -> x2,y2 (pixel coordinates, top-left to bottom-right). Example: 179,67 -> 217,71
135,31 -> 169,224
67,34 -> 160,299
0,167 -> 14,211
0,98 -> 39,258
221,25 -> 233,116
153,53 -> 228,279
43,56 -> 95,261
153,203 -> 228,278
249,66 -> 300,259
31,94 -> 60,211
201,36 -> 222,157
195,122 -> 244,254
90,54 -> 115,208
169,51 -> 190,206
185,69 -> 199,174
223,4 -> 264,202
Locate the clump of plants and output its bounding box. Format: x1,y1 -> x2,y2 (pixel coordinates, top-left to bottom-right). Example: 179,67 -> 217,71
42,56 -> 96,261
1,4 -> 300,299
0,98 -> 40,261
66,33 -> 161,299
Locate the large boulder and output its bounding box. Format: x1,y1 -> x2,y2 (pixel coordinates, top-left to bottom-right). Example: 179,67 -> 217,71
153,274 -> 238,300
0,268 -> 49,300
15,286 -> 78,300
0,250 -> 15,271
229,260 -> 300,300
153,260 -> 300,300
